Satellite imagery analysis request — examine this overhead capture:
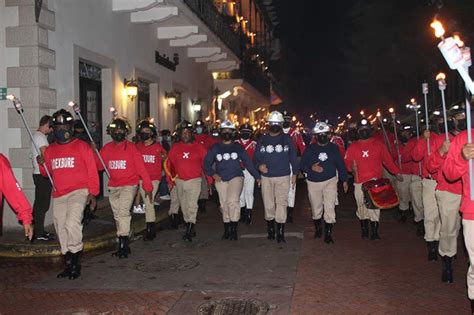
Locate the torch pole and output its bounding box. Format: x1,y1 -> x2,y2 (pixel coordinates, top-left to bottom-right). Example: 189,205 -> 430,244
70,102 -> 110,178
377,116 -> 391,151
391,111 -> 402,168
414,108 -> 423,176
422,83 -> 431,154
440,88 -> 449,141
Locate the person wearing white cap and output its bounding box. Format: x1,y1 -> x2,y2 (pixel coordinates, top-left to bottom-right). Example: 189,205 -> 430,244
300,122 -> 348,244
204,120 -> 261,240
254,111 -> 299,243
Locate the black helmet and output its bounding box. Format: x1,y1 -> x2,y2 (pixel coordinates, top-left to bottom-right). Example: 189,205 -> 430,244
282,110 -> 293,121
449,103 -> 466,117
52,109 -> 74,126
73,119 -> 85,130
357,118 -> 371,130
136,119 -> 157,136
176,120 -> 193,133
107,117 -> 131,135
239,123 -> 253,133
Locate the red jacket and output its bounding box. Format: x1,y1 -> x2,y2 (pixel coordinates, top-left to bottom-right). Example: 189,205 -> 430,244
236,139 -> 256,160
399,138 -> 419,175
98,140 -> 153,192
135,141 -> 167,181
412,133 -> 443,179
443,130 -> 474,219
426,133 -> 462,195
194,134 -> 214,150
285,128 -> 306,155
167,141 -> 210,183
345,138 -> 400,184
41,139 -> 100,198
0,154 -> 33,225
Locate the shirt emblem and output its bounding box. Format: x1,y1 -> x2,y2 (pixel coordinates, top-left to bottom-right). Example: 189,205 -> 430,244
216,154 -> 223,161
362,150 -> 369,158
183,152 -> 190,159
318,152 -> 328,162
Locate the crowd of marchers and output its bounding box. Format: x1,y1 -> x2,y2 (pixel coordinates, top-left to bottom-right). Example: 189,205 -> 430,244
2,104 -> 474,311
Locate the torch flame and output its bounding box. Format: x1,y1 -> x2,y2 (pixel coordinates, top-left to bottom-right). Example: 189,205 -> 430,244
430,19 -> 445,39
360,110 -> 365,116
376,111 -> 381,117
436,72 -> 446,81
453,33 -> 464,47
110,107 -> 116,112
389,107 -> 395,114
68,101 -> 77,107
149,117 -> 155,124
6,94 -> 16,101
410,98 -> 416,104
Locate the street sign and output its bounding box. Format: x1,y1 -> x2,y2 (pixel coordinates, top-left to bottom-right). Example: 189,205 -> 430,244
0,88 -> 7,101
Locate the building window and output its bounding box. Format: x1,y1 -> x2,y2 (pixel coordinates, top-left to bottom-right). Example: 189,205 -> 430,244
79,61 -> 101,81
137,79 -> 150,120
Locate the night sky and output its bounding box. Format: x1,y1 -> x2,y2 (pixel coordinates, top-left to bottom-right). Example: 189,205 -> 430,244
275,0 -> 474,122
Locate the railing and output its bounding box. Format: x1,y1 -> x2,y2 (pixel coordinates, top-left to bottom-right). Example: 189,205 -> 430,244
234,62 -> 270,98
183,0 -> 242,59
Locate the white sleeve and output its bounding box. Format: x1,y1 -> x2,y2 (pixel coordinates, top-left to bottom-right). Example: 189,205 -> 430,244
34,133 -> 49,149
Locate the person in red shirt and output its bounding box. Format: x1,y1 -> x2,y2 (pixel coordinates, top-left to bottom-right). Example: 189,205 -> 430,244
38,109 -> 99,280
193,119 -> 212,214
167,120 -> 210,241
345,118 -> 402,240
135,119 -> 167,241
412,114 -> 445,261
426,107 -> 464,283
99,117 -> 153,258
282,110 -> 305,223
0,154 -> 33,240
236,123 -> 257,224
443,121 -> 474,312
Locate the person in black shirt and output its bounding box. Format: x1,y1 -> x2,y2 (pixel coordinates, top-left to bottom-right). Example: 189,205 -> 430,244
300,122 -> 349,244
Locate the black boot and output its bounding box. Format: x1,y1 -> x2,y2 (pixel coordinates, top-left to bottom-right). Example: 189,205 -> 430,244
399,210 -> 407,223
287,207 -> 294,223
183,223 -> 194,242
69,252 -> 81,280
470,300 -> 474,315
57,252 -> 73,278
276,223 -> 286,243
245,209 -> 252,225
222,223 -> 231,240
170,214 -> 179,229
324,223 -> 334,244
360,220 -> 369,239
124,236 -> 131,254
267,220 -> 275,240
198,199 -> 207,213
231,222 -> 238,241
427,241 -> 438,261
112,236 -> 128,259
240,207 -> 247,223
370,221 -> 380,240
416,220 -> 425,237
143,222 -> 156,241
441,256 -> 453,283
313,219 -> 322,238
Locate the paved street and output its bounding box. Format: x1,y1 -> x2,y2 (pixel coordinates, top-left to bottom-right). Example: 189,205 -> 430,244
0,182 -> 471,314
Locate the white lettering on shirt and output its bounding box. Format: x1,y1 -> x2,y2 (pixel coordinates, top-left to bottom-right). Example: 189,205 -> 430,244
362,150 -> 369,158
143,155 -> 155,164
109,160 -> 127,170
51,157 -> 75,170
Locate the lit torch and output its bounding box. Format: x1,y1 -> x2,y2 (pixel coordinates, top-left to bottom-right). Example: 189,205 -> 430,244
406,99 -> 423,176
436,72 -> 449,141
389,107 -> 402,168
422,82 -> 430,154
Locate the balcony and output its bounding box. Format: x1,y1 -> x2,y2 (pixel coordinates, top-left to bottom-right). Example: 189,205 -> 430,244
215,62 -> 270,98
183,0 -> 242,59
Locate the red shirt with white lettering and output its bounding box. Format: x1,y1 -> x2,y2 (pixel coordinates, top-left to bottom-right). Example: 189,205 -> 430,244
135,141 -> 166,181
98,140 -> 153,192
167,141 -> 209,182
0,154 -> 33,224
40,139 -> 100,198
344,137 -> 401,184
236,139 -> 256,160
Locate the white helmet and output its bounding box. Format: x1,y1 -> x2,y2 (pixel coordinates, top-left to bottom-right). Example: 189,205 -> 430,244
267,111 -> 284,124
312,121 -> 330,134
219,120 -> 236,129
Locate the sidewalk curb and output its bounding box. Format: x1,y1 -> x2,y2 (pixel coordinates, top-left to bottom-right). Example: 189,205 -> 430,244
0,210 -> 170,258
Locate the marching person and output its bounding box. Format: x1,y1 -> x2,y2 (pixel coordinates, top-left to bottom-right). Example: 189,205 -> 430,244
236,123 -> 258,225
31,115 -> 54,241
397,124 -> 416,223
345,118 -> 402,240
135,119 -> 167,241
98,117 -> 153,258
442,122 -> 474,311
167,120 -> 210,242
301,122 -> 348,244
204,121 -> 260,240
194,119 -> 211,213
426,106 -> 463,282
412,114 -> 444,261
282,110 -> 306,223
1,154 -> 33,240
254,111 -> 299,243
38,109 -> 99,279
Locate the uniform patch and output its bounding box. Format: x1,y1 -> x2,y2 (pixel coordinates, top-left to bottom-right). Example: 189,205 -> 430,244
216,154 -> 223,161
362,150 -> 369,158
318,152 -> 328,162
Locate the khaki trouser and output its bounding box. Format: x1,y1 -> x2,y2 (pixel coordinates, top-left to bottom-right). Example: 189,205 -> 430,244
109,185 -> 137,236
139,180 -> 160,223
288,166 -> 296,208
422,178 -> 440,241
397,174 -> 412,211
354,183 -> 380,222
53,188 -> 88,255
199,173 -> 209,199
463,219 -> 474,299
240,169 -> 255,209
176,178 -> 202,224
307,177 -> 338,224
436,190 -> 461,257
410,175 -> 424,222
215,176 -> 244,223
168,186 -> 180,215
261,175 -> 290,223
383,167 -> 397,192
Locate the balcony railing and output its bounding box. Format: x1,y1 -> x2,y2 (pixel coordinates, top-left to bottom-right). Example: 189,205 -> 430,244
183,0 -> 242,58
